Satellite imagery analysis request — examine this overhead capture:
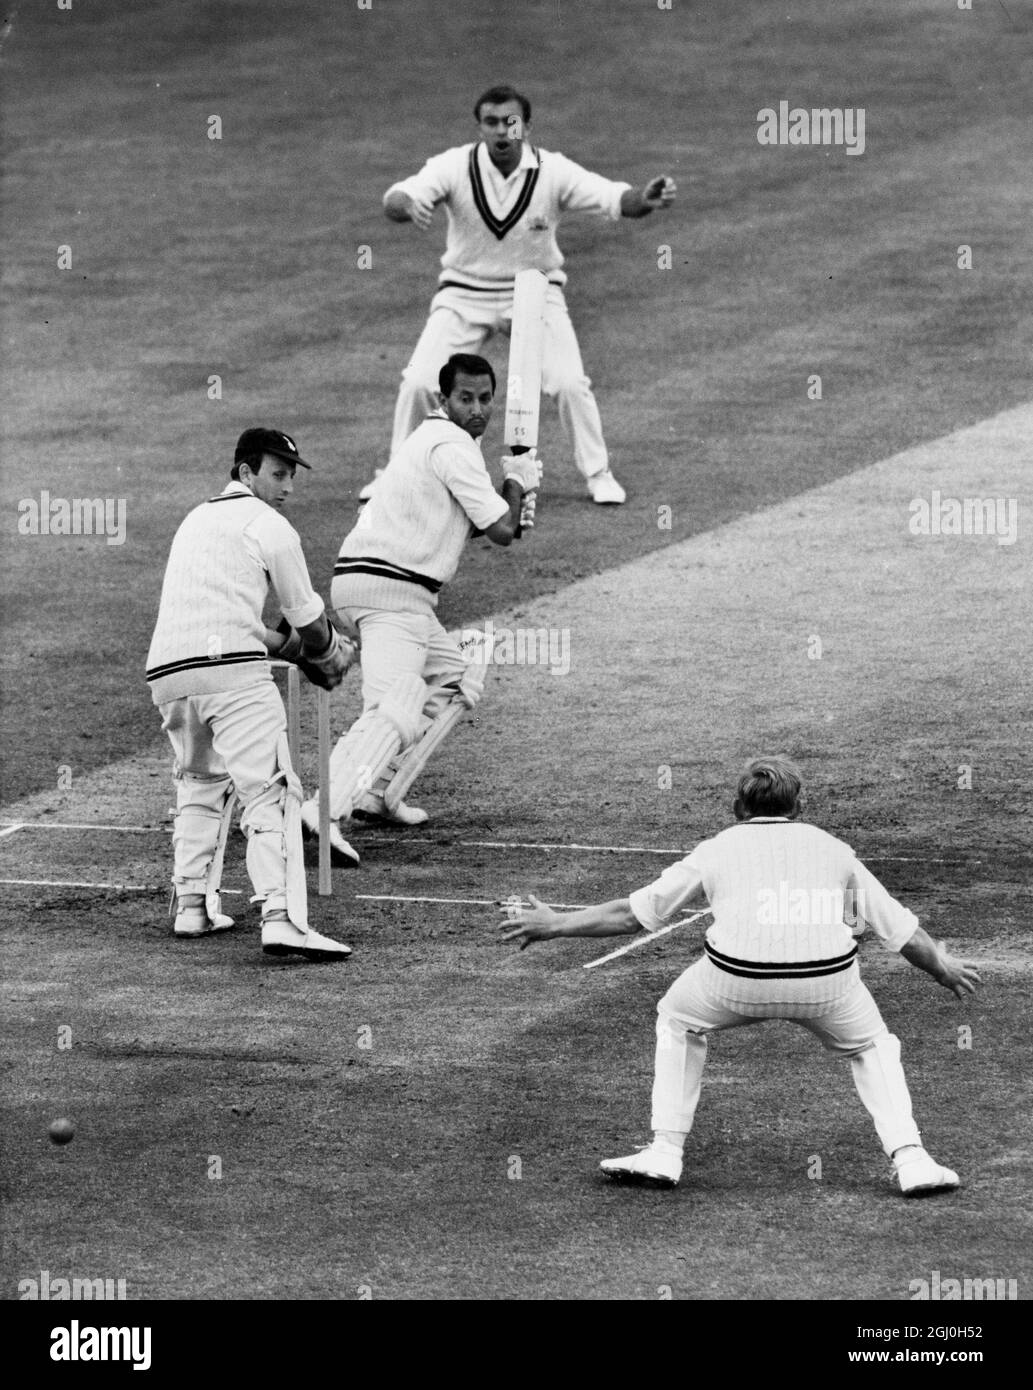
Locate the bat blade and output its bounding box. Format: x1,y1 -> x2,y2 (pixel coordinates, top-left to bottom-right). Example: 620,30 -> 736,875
504,269 -> 548,450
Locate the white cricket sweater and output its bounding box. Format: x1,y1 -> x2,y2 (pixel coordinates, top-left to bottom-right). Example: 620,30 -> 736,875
387,141 -> 630,290
146,482 -> 324,704
334,413 -> 508,591
629,819 -> 919,1003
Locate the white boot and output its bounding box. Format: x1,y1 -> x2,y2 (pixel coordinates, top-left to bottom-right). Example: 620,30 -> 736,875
893,1146 -> 960,1197
261,914 -> 352,961
600,1141 -> 681,1187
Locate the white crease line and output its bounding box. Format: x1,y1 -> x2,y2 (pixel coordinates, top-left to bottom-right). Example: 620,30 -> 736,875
0,821 -> 171,833
584,912 -> 711,970
0,878 -> 243,894
0,823 -> 25,838
354,894 -> 592,908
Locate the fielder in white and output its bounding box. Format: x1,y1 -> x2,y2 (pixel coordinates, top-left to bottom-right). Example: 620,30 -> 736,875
146,428 -> 354,961
501,757 -> 982,1196
302,354 -> 540,862
360,83 -> 676,507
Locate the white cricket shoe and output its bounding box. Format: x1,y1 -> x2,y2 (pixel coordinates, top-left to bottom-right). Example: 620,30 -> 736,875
893,1146 -> 960,1197
174,903 -> 235,938
358,469 -> 384,503
586,469 -> 626,505
600,1142 -> 682,1188
300,799 -> 360,867
354,791 -> 429,826
261,917 -> 352,961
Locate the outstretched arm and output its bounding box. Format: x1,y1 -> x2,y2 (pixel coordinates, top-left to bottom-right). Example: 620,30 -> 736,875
500,894 -> 642,949
620,175 -> 677,218
384,188 -> 436,229
900,925 -> 982,999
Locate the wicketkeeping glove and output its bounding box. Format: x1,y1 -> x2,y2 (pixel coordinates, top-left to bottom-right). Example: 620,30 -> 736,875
276,618 -> 357,691
301,627 -> 356,690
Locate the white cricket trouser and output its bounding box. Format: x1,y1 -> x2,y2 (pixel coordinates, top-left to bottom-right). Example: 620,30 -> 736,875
391,283 -> 609,480
651,957 -> 923,1157
159,682 -> 294,916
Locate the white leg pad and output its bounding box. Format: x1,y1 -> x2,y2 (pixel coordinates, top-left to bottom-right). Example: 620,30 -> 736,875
382,631 -> 493,814
328,672 -> 426,820
205,792 -> 238,926
171,774 -> 234,897
239,739 -> 308,929
383,698 -> 468,814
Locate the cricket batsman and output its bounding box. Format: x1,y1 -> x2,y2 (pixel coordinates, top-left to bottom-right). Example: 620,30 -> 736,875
501,757 -> 983,1195
301,353 -> 539,861
146,428 -> 354,960
358,83 -> 676,507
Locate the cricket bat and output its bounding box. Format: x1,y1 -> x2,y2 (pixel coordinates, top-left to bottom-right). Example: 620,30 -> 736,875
505,268 -> 547,533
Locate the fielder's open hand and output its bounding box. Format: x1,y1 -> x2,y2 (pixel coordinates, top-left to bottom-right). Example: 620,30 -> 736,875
498,893 -> 558,948
643,175 -> 677,209
935,941 -> 983,999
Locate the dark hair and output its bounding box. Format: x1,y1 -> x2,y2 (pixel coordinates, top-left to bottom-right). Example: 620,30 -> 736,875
734,756 -> 803,819
474,85 -> 531,124
439,353 -> 496,397
230,454 -> 264,481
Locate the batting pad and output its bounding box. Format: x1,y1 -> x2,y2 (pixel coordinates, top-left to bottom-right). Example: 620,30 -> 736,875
328,672 -> 426,820
383,629 -> 495,813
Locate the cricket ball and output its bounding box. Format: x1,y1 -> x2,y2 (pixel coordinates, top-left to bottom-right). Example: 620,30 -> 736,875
48,1118 -> 74,1145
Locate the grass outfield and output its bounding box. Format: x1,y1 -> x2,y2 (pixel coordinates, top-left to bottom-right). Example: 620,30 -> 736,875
2,0 -> 1032,799
2,410 -> 1029,1302
1,0 -> 1030,1310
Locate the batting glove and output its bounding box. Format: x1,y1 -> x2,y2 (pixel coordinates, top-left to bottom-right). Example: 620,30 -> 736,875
502,448 -> 543,493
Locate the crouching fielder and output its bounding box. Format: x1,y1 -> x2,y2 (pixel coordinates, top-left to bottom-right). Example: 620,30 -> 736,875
501,757 -> 982,1196
146,428 -> 354,961
302,353 -> 538,860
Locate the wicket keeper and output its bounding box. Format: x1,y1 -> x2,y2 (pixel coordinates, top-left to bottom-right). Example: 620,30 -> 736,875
146,428 -> 354,960
501,757 -> 982,1195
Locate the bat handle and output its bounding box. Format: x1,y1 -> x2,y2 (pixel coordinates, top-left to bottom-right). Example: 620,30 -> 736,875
509,445 -> 530,536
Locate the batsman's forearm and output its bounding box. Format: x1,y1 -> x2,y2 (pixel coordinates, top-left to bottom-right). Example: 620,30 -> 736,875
486,479 -> 523,545
548,899 -> 642,939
